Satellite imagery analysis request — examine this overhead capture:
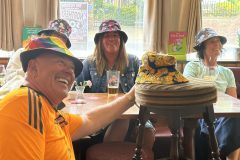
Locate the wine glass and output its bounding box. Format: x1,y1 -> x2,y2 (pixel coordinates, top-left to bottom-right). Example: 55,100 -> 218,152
0,65 -> 6,87
202,65 -> 219,81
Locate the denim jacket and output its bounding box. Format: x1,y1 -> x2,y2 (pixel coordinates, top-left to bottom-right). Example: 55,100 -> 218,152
76,54 -> 139,93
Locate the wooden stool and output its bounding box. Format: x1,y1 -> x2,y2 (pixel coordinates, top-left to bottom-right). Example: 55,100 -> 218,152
85,142 -> 153,160
134,78 -> 220,160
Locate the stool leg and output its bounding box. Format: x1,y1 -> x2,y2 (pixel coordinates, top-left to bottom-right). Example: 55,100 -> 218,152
203,105 -> 221,160
168,113 -> 181,160
183,118 -> 199,159
133,106 -> 149,160
178,120 -> 185,159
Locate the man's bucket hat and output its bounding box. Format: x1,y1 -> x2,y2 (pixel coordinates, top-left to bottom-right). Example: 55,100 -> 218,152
20,36 -> 82,77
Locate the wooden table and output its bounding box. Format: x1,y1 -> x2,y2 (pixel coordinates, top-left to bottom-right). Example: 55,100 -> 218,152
62,92 -> 240,160
214,92 -> 240,117
62,92 -> 240,118
181,91 -> 240,160
62,93 -> 139,119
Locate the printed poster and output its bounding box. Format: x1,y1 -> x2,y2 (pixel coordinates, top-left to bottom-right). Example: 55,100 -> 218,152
60,1 -> 88,50
168,32 -> 187,60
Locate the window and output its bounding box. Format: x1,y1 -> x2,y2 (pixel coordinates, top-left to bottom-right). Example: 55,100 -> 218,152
202,0 -> 240,48
59,0 -> 144,58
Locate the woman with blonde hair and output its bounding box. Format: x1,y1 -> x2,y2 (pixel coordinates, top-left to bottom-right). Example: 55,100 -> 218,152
76,20 -> 155,155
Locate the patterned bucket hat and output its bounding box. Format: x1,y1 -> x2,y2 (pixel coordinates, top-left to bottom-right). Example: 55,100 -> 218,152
194,28 -> 227,51
20,36 -> 82,77
94,19 -> 128,44
38,19 -> 72,48
135,51 -> 188,85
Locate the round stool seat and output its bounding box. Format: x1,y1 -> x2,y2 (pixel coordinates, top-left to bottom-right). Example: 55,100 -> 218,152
86,142 -> 153,160
135,78 -> 217,107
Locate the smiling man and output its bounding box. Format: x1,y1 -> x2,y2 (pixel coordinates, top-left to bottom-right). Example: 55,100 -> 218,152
0,19 -> 72,100
0,36 -> 135,160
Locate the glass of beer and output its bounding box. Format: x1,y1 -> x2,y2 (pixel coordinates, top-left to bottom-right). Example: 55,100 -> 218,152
107,70 -> 120,96
203,65 -> 219,81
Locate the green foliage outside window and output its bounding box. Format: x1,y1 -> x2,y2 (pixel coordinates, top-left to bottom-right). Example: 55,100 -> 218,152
93,0 -> 143,26
215,1 -> 240,16
203,0 -> 240,17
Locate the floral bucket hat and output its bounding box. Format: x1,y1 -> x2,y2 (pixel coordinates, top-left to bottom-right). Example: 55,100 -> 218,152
38,19 -> 72,48
194,28 -> 227,51
20,36 -> 82,77
94,19 -> 128,44
135,51 -> 189,85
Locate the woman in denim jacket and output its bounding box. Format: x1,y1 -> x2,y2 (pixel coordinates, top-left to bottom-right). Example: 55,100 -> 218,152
76,19 -> 155,154
77,53 -> 138,93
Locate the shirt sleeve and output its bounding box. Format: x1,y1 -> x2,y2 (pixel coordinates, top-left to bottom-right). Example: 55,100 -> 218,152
64,113 -> 85,136
132,54 -> 140,80
76,59 -> 91,85
225,68 -> 236,88
5,48 -> 25,82
183,61 -> 201,78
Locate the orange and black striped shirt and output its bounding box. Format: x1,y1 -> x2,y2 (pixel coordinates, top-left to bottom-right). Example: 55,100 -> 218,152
0,87 -> 84,160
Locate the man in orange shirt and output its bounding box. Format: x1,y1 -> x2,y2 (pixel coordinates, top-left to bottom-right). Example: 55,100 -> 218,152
0,19 -> 72,100
0,36 -> 135,160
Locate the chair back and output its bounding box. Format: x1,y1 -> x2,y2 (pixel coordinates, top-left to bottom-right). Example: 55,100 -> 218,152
228,67 -> 240,98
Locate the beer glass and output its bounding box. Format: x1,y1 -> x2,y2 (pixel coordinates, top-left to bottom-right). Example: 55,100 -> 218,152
203,66 -> 219,81
107,70 -> 120,96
